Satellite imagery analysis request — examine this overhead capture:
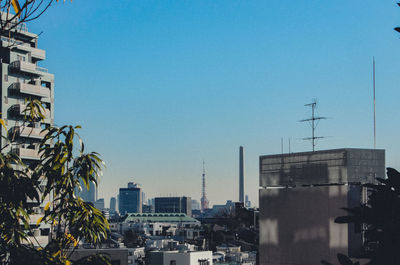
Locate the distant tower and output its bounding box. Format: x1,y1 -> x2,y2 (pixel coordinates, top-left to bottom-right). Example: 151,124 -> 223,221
200,161 -> 209,212
239,146 -> 244,203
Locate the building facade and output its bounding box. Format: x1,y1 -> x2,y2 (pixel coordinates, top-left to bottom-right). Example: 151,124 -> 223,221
259,148 -> 385,265
0,20 -> 54,247
94,198 -> 104,211
119,182 -> 142,214
149,251 -> 213,265
155,196 -> 191,216
110,196 -> 116,213
77,180 -> 96,204
191,199 -> 200,211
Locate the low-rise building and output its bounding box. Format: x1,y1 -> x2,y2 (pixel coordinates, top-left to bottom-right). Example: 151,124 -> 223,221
120,213 -> 200,236
68,247 -> 128,265
148,250 -> 213,265
128,247 -> 145,265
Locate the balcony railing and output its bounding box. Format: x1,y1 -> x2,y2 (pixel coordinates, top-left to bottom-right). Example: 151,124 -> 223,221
36,66 -> 48,73
0,36 -> 23,46
12,82 -> 50,98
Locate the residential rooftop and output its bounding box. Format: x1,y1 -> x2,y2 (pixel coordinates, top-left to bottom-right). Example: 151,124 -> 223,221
123,213 -> 200,223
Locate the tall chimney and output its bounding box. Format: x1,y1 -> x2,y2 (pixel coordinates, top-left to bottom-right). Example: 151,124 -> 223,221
239,146 -> 244,203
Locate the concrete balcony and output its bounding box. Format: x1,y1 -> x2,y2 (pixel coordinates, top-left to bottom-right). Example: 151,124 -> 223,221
13,147 -> 40,160
31,48 -> 46,60
20,45 -> 45,60
10,61 -> 47,75
12,82 -> 50,98
24,235 -> 49,247
13,126 -> 47,139
11,103 -> 50,119
29,214 -> 44,225
13,43 -> 46,60
0,36 -> 45,60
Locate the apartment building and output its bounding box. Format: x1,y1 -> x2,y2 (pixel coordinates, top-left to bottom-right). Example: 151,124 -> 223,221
0,19 -> 54,246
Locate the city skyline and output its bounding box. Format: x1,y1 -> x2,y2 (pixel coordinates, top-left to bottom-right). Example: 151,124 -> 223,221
24,1 -> 400,207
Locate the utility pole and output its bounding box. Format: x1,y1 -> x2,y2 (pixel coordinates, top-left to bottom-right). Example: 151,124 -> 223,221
300,100 -> 326,151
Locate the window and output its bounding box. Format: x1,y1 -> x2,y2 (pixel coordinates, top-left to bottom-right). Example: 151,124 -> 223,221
4,74 -> 7,81
198,259 -> 209,265
170,261 -> 176,265
17,55 -> 25,61
40,228 -> 50,236
4,96 -> 7,104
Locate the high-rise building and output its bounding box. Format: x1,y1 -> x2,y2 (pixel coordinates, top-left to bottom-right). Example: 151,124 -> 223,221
77,180 -> 96,204
239,146 -> 244,203
0,19 -> 54,247
191,199 -> 200,211
109,197 -> 116,213
245,194 -> 251,208
94,198 -> 104,211
142,192 -> 146,205
119,182 -> 142,214
154,196 -> 191,216
117,194 -> 119,212
259,148 -> 385,265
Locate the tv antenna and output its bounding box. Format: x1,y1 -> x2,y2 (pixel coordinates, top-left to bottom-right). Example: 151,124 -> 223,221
300,99 -> 327,151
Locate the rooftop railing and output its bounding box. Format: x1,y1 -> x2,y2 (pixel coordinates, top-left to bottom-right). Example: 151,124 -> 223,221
0,36 -> 23,45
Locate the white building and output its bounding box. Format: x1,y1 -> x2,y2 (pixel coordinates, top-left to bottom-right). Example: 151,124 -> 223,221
149,251 -> 213,265
127,247 -> 145,265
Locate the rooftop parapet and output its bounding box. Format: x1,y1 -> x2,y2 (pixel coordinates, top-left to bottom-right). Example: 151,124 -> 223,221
259,148 -> 385,187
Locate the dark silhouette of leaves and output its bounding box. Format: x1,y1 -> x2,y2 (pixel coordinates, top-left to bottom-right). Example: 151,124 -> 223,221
323,168 -> 400,265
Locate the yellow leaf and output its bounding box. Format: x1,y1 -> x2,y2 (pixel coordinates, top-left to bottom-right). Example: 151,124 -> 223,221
36,217 -> 42,225
11,0 -> 21,17
0,118 -> 7,131
44,201 -> 50,211
65,261 -> 71,265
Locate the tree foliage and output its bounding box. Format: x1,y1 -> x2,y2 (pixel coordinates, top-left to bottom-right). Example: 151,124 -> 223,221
321,168 -> 400,265
0,0 -> 70,36
0,101 -> 110,265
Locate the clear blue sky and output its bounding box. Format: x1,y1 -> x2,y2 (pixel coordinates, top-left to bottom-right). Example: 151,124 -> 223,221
28,1 -> 400,207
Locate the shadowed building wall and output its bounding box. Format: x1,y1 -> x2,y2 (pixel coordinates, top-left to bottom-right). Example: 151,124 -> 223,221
259,148 -> 385,265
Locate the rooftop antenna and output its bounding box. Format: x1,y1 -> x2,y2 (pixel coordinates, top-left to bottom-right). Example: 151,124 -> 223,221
373,57 -> 376,149
300,99 -> 326,151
